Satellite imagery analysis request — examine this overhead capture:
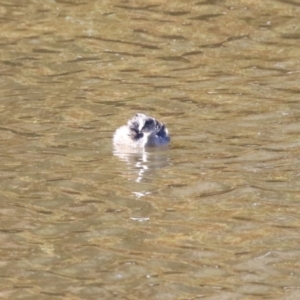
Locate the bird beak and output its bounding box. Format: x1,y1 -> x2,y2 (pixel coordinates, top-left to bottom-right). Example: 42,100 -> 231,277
138,122 -> 144,133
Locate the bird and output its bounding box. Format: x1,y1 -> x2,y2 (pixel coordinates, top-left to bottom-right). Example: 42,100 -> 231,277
113,113 -> 170,149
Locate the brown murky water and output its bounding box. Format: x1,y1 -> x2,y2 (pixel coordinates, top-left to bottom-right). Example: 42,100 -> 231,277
1,0 -> 300,299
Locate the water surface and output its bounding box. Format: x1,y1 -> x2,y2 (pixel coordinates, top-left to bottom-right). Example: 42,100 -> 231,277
1,0 -> 300,299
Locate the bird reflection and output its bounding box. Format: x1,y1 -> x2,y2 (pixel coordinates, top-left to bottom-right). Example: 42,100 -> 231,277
113,147 -> 170,184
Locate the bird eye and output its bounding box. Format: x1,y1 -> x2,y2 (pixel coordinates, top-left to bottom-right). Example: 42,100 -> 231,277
145,119 -> 154,127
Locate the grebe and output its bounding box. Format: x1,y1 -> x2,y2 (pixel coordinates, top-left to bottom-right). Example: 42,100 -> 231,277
113,113 -> 170,149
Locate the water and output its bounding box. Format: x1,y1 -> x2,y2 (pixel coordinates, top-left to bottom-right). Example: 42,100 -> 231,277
1,0 -> 300,299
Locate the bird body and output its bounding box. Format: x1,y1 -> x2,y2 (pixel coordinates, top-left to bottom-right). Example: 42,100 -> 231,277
113,113 -> 170,149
